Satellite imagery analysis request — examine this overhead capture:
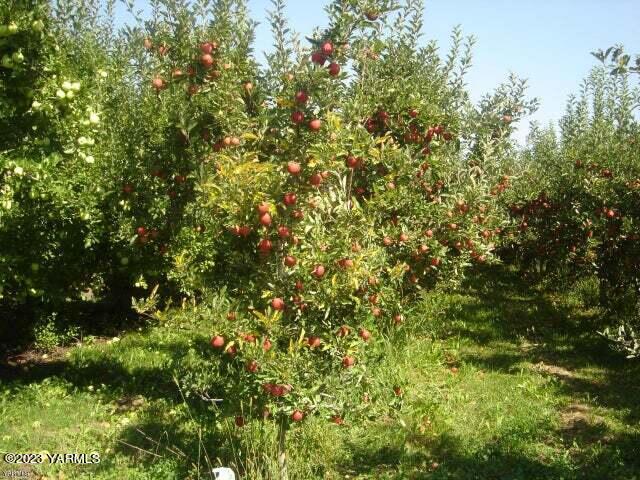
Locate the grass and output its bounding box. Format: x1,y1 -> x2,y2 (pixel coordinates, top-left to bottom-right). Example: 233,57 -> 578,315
1,266 -> 639,479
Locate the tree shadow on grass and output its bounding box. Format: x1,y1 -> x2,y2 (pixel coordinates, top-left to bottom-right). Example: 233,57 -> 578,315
341,426 -> 640,480
0,335 -> 214,404
432,265 -> 640,428
341,429 -> 571,480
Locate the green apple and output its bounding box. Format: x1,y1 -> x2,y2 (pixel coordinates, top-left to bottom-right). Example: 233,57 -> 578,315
61,80 -> 72,91
7,23 -> 18,34
1,55 -> 13,68
12,51 -> 24,64
55,89 -> 66,99
32,20 -> 45,32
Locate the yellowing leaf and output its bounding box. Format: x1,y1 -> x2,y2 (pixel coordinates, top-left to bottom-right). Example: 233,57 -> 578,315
241,132 -> 259,141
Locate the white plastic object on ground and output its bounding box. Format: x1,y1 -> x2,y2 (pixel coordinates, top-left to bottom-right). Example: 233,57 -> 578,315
212,467 -> 236,479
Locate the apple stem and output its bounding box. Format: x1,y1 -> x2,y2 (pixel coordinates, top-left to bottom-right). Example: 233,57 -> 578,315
278,419 -> 288,480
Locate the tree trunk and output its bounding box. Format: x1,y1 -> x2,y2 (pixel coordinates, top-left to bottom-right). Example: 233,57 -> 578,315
277,420 -> 288,480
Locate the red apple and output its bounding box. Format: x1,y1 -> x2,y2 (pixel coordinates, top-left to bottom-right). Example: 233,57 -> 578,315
246,360 -> 259,373
235,416 -> 245,427
378,110 -> 390,122
257,202 -> 270,214
259,212 -> 272,227
210,335 -> 225,348
241,333 -> 257,343
311,51 -> 326,65
258,238 -> 273,253
309,173 -> 323,186
287,161 -> 301,175
200,41 -> 216,54
291,409 -> 305,422
321,41 -> 334,56
307,336 -> 322,348
365,11 -> 379,20
294,90 -> 308,104
200,53 -> 214,68
291,111 -> 305,124
151,77 -> 165,91
338,258 -> 354,269
309,119 -> 322,132
312,264 -> 326,278
278,225 -> 291,239
284,255 -> 297,267
283,192 -> 297,206
342,356 -> 355,368
358,328 -> 371,341
331,415 -> 344,425
346,155 -> 360,169
271,298 -> 285,311
337,325 -> 350,337
328,62 -> 341,76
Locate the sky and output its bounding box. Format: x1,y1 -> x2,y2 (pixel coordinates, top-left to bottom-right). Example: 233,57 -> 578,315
118,1 -> 640,144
